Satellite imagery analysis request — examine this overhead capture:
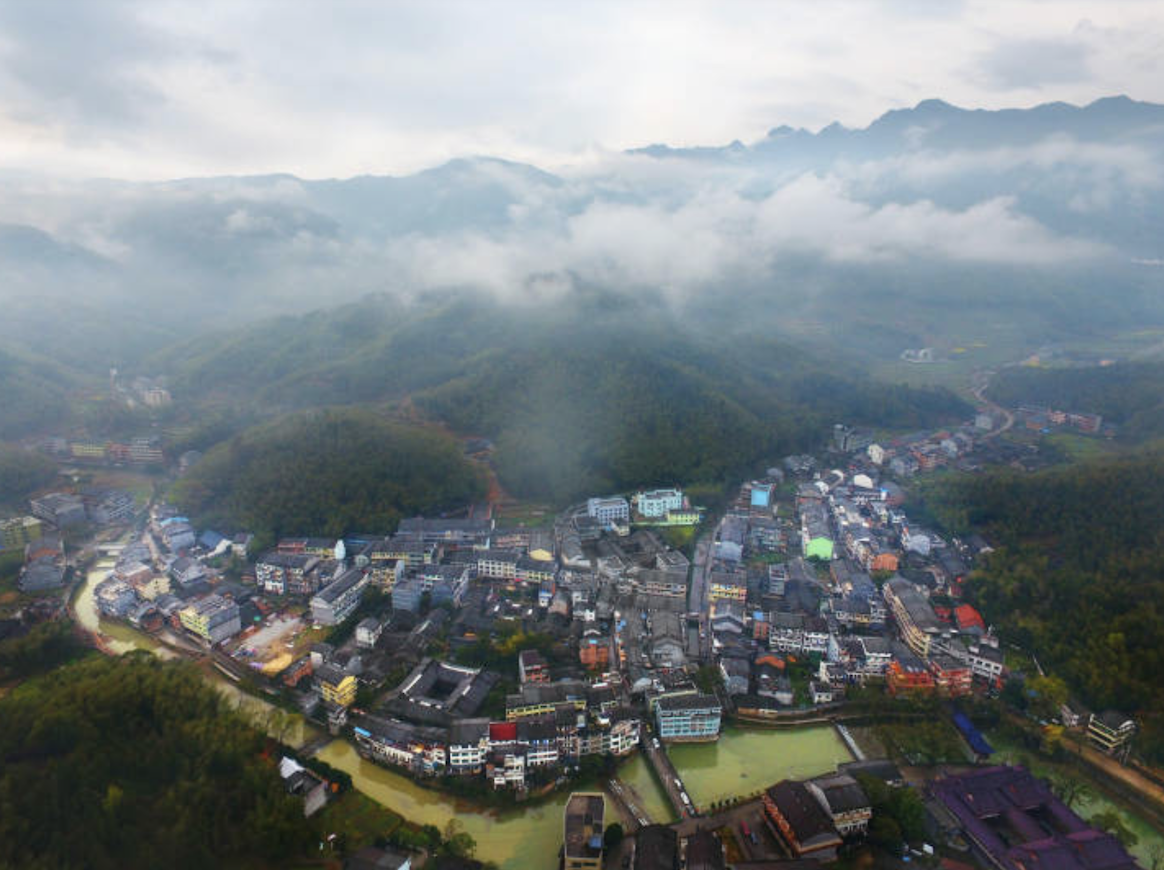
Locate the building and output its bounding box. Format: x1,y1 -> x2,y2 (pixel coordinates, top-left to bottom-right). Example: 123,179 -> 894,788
635,488 -> 683,518
352,716 -> 449,776
806,773 -> 871,836
477,549 -> 520,580
396,516 -> 492,550
762,780 -> 843,861
519,649 -> 550,685
587,497 -> 629,526
634,825 -> 678,870
256,552 -> 320,596
883,576 -> 941,658
1088,711 -> 1135,756
931,765 -> 1138,870
655,693 -> 721,742
310,568 -> 368,626
355,617 -> 383,649
563,793 -> 605,870
506,680 -> 588,721
708,569 -> 747,602
447,719 -> 490,774
179,595 -> 241,644
316,662 -> 358,708
0,516 -> 44,550
30,493 -> 87,528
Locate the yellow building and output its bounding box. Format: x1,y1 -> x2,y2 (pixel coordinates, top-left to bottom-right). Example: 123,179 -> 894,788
317,664 -> 358,708
69,441 -> 106,460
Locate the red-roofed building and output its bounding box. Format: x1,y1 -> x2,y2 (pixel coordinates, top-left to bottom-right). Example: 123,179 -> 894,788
955,604 -> 986,633
886,659 -> 935,696
489,722 -> 518,744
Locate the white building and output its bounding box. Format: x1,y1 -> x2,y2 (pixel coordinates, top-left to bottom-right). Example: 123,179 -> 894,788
635,488 -> 683,518
587,497 -> 629,526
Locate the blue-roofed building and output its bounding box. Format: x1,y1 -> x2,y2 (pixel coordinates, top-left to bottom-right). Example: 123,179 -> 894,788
199,530 -> 226,550
951,709 -> 994,758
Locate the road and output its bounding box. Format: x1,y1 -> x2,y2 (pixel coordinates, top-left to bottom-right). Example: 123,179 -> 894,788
606,777 -> 653,831
970,369 -> 1015,440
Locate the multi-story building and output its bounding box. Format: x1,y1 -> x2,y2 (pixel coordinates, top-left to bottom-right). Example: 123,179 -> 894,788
1088,711 -> 1135,755
515,555 -> 556,585
396,517 -> 493,550
447,719 -> 490,774
179,595 -> 241,644
30,493 -> 87,528
630,568 -> 689,599
506,680 -> 588,721
519,649 -> 550,685
255,552 -> 320,595
316,663 -> 358,708
635,488 -> 683,518
762,780 -> 843,861
709,569 -> 747,602
806,774 -> 871,837
655,694 -> 721,742
310,568 -> 368,626
352,716 -> 448,776
355,617 -> 383,649
883,576 -> 942,658
564,793 -> 605,870
587,497 -> 629,526
968,643 -> 1004,683
129,437 -> 164,465
477,549 -> 521,580
0,516 -> 43,550
929,654 -> 973,697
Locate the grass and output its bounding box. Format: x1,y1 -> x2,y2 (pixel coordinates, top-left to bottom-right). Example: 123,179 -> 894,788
1045,432 -> 1116,462
875,717 -> 970,765
311,791 -> 404,853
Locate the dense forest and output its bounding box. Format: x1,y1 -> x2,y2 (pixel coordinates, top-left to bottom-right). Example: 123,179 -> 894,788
0,443 -> 59,511
153,293 -> 968,503
0,349 -> 75,440
0,654 -> 310,869
170,408 -> 487,541
926,447 -> 1164,761
988,361 -> 1164,441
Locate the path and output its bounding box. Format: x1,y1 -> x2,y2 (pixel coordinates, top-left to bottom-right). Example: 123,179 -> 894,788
605,777 -> 652,831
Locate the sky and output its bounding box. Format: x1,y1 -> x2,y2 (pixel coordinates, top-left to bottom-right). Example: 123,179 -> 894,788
0,0 -> 1163,180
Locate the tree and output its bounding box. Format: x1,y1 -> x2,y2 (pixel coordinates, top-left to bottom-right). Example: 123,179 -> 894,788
1089,811 -> 1138,849
440,819 -> 477,858
603,823 -> 624,851
1050,773 -> 1093,810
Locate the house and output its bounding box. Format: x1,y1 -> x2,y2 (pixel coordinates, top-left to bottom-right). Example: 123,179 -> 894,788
279,756 -> 331,818
563,793 -> 605,870
0,515 -> 43,550
310,568 -> 368,626
807,773 -> 871,836
655,693 -> 721,742
179,594 -> 241,644
477,549 -> 521,580
255,552 -> 320,596
719,655 -> 751,696
762,780 -> 843,860
170,556 -> 208,589
809,681 -> 835,705
683,830 -> 725,870
316,663 -> 358,708
1088,711 -> 1135,755
355,617 -> 383,649
968,642 -> 1004,683
519,649 -> 550,684
447,719 -> 490,774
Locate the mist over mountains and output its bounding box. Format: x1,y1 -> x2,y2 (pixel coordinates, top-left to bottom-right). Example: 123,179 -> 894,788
1,96 -> 1161,361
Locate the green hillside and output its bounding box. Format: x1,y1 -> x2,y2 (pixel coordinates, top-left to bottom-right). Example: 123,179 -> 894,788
988,361 -> 1164,441
0,654 -> 309,869
926,447 -> 1164,762
156,293 -> 971,501
0,444 -> 59,512
170,407 -> 487,540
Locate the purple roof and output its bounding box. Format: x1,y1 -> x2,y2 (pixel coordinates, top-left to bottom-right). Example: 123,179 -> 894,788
931,766 -> 1138,870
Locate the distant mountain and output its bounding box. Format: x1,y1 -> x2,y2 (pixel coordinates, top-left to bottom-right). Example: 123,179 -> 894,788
2,96 -> 1163,442
632,95 -> 1164,161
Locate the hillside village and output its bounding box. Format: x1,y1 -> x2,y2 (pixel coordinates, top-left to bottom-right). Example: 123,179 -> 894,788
0,405 -> 1149,870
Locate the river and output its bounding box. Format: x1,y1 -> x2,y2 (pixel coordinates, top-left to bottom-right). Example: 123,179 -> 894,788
75,565 -> 853,868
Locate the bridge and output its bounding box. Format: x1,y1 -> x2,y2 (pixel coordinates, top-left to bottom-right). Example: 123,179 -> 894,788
643,738 -> 698,818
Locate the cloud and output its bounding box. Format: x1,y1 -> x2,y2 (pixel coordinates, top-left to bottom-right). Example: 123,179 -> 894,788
0,2 -> 1161,178
972,36 -> 1092,90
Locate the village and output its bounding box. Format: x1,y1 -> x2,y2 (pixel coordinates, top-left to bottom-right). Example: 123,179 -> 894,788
0,408 -> 1151,870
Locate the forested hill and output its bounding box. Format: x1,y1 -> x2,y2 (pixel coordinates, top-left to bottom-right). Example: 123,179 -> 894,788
928,447 -> 1164,761
0,655 -> 309,869
155,293 -> 971,502
987,361 -> 1164,442
170,408 -> 487,542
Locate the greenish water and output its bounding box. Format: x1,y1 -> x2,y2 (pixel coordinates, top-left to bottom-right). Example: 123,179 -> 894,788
668,724 -> 853,810
317,740 -> 576,869
991,736 -> 1164,866
618,752 -> 677,823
